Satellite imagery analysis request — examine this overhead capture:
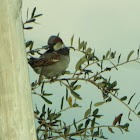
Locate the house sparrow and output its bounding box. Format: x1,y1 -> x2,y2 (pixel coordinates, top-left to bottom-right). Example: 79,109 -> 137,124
28,36 -> 70,82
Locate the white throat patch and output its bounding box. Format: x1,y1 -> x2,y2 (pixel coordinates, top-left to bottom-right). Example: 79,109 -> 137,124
53,42 -> 65,51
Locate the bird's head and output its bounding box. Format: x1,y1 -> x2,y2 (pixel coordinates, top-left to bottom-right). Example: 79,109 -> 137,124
48,36 -> 65,51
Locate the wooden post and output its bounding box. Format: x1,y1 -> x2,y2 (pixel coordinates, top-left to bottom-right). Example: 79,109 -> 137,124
0,0 -> 37,139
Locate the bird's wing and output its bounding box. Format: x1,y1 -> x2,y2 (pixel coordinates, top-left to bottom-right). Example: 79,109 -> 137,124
29,54 -> 61,67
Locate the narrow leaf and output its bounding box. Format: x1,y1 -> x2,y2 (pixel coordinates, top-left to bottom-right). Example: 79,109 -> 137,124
118,54 -> 121,64
61,96 -> 64,110
90,118 -> 95,134
92,109 -> 99,116
127,50 -> 134,61
128,93 -> 136,105
84,109 -> 91,118
137,111 -> 140,115
71,90 -> 82,100
71,35 -> 74,46
73,119 -> 77,131
135,102 -> 140,110
43,93 -> 53,96
41,96 -> 52,104
120,96 -> 127,101
106,50 -> 110,59
73,85 -> 81,90
85,119 -> 90,128
34,14 -> 43,18
42,104 -> 45,114
94,101 -> 105,107
86,48 -> 92,54
31,7 -> 36,18
75,56 -> 87,70
137,47 -> 139,58
70,80 -> 77,87
78,123 -> 83,130
78,37 -> 81,50
79,41 -> 85,50
66,88 -> 68,101
24,27 -> 33,30
64,126 -> 70,135
26,19 -> 36,23
26,40 -> 33,48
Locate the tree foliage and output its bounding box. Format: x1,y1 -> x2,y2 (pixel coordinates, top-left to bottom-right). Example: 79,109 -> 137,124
25,7 -> 140,140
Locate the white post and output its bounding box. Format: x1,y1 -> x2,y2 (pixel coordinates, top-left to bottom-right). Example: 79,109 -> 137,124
0,0 -> 37,139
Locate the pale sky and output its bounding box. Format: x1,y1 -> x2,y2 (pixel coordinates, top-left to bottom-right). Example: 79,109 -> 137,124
23,0 -> 140,139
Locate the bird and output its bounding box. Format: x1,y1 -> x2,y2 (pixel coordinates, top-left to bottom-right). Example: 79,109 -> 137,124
28,36 -> 70,83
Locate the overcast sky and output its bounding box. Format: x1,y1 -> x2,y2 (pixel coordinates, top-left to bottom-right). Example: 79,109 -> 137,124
23,0 -> 140,139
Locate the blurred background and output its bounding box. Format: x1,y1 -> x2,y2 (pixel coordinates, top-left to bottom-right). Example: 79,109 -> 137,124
23,0 -> 140,139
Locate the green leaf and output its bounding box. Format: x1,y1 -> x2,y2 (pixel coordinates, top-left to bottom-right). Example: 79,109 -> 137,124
73,85 -> 81,90
71,35 -> 74,46
64,126 -> 70,135
79,41 -> 85,50
71,90 -> 82,100
70,80 -> 77,87
85,119 -> 90,128
86,48 -> 92,54
34,14 -> 43,18
127,50 -> 134,61
92,109 -> 99,116
25,40 -> 33,48
41,82 -> 44,94
78,123 -> 83,130
43,93 -> 53,96
137,111 -> 140,115
135,102 -> 140,110
137,47 -> 139,58
106,50 -> 110,59
64,71 -> 71,74
75,56 -> 87,70
121,123 -> 129,129
110,51 -> 116,58
42,104 -> 45,113
88,53 -> 94,60
41,96 -> 52,104
110,81 -> 117,89
61,96 -> 64,110
73,119 -> 77,131
35,104 -> 40,115
128,93 -> 136,105
118,54 -> 121,64
83,42 -> 87,50
94,115 -> 103,118
26,19 -> 36,23
90,118 -> 95,134
94,101 -> 105,107
98,82 -> 105,88
73,103 -> 80,107
78,37 -> 81,50
55,113 -> 61,119
120,96 -> 127,101
90,101 -> 92,110
24,27 -> 33,30
66,88 -> 68,101
31,7 -> 36,18
84,109 -> 91,118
